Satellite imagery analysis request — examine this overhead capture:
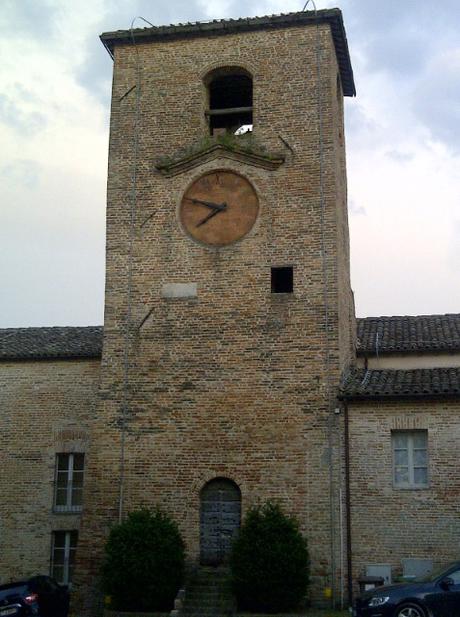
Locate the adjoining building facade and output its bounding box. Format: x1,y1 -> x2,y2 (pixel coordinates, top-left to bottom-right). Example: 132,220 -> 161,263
0,328 -> 102,587
344,316 -> 460,588
1,8 -> 459,614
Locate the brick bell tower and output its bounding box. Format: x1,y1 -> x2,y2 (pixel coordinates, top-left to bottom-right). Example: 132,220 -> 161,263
73,8 -> 355,614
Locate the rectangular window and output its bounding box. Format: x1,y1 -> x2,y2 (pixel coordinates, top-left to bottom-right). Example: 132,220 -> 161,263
51,530 -> 78,585
54,453 -> 84,512
392,431 -> 428,488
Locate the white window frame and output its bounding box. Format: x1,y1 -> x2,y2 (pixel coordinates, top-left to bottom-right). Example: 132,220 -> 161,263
392,430 -> 428,489
51,530 -> 78,586
54,453 -> 84,512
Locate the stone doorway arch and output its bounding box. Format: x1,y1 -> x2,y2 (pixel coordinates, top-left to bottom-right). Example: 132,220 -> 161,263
200,478 -> 241,565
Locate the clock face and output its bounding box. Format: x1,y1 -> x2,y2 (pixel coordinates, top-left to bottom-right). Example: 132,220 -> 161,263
180,170 -> 259,247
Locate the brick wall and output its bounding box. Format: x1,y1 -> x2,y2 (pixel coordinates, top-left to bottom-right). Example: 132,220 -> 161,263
73,21 -> 354,614
348,398 -> 460,585
0,359 -> 99,583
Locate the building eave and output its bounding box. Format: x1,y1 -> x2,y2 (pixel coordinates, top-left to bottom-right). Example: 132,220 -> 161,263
100,9 -> 356,97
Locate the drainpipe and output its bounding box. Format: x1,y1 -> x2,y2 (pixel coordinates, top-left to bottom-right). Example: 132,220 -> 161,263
344,401 -> 353,608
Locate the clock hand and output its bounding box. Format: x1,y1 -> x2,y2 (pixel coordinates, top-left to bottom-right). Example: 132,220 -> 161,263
196,203 -> 227,227
186,197 -> 226,211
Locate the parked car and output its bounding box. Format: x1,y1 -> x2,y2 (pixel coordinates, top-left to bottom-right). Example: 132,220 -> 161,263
0,575 -> 69,617
353,560 -> 460,617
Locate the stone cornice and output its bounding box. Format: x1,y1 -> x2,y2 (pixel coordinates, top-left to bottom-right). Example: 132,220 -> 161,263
155,143 -> 285,177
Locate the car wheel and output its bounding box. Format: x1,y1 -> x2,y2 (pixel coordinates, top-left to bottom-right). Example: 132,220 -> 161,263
395,603 -> 427,617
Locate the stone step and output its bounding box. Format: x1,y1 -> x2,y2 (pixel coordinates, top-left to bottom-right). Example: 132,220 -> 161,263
184,608 -> 232,612
183,608 -> 233,614
184,601 -> 233,609
184,601 -> 232,608
185,599 -> 232,607
183,607 -> 232,612
181,565 -> 235,617
184,603 -> 233,609
189,575 -> 231,584
185,590 -> 231,599
186,584 -> 229,590
183,608 -> 232,613
184,613 -> 233,617
191,568 -> 230,577
182,611 -> 233,617
184,587 -> 232,597
187,580 -> 232,589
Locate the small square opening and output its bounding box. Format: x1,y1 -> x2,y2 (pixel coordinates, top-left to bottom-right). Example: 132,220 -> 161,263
271,267 -> 293,294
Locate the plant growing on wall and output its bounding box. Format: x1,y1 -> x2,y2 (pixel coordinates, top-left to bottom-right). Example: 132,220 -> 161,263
230,501 -> 310,613
101,508 -> 185,612
155,132 -> 285,176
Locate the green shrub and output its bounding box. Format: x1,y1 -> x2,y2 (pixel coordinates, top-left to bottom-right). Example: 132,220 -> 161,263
101,508 -> 185,612
230,501 -> 309,613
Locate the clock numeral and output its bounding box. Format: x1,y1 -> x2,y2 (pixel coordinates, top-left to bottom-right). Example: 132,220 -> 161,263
201,178 -> 211,189
214,173 -> 222,185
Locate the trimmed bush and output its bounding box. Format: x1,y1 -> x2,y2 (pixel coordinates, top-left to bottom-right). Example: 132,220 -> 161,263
102,508 -> 185,612
230,501 -> 309,613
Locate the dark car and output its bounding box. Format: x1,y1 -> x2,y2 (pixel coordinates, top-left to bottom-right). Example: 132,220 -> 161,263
353,560 -> 460,617
0,576 -> 69,617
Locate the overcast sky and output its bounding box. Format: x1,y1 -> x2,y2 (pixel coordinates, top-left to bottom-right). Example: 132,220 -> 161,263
1,0 -> 459,327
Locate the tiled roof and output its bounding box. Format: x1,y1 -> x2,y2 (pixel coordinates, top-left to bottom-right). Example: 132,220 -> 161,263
100,9 -> 356,97
0,327 -> 103,360
357,314 -> 460,355
340,367 -> 460,400
2,313 -> 460,362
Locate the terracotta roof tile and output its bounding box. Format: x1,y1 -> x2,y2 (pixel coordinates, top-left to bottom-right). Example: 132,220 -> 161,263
356,314 -> 460,355
0,327 -> 103,360
340,367 -> 460,400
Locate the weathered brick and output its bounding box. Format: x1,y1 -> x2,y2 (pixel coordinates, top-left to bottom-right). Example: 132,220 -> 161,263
72,19 -> 355,614
0,360 -> 99,580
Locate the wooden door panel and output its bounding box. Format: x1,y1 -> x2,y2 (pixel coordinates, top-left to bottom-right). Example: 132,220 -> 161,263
200,479 -> 241,565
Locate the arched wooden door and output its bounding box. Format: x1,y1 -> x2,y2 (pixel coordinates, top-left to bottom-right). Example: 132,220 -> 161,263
200,478 -> 241,565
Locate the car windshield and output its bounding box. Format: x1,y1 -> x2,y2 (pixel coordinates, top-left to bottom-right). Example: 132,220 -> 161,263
418,563 -> 454,583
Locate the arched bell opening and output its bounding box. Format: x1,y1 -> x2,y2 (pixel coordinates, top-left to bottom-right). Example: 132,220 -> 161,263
204,67 -> 253,136
199,477 -> 241,565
